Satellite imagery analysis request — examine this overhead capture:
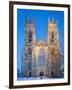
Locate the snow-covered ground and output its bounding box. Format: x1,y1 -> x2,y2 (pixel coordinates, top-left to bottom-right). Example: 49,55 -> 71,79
18,76 -> 50,81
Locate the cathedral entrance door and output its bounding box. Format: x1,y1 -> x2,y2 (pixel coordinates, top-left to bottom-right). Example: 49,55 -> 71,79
39,69 -> 45,79
39,71 -> 44,76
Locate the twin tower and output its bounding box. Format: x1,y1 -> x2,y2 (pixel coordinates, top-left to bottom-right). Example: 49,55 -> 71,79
21,17 -> 61,78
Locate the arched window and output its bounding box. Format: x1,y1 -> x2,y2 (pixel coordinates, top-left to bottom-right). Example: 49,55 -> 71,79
38,48 -> 45,65
29,31 -> 32,42
28,62 -> 32,70
50,31 -> 54,45
28,47 -> 32,55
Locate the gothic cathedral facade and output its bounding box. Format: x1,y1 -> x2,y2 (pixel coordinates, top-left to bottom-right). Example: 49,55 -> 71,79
21,17 -> 61,78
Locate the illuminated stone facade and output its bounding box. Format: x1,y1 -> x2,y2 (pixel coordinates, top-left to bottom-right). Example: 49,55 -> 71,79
21,18 -> 61,78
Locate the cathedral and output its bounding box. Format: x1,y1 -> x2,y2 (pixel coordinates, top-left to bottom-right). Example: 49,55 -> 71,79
21,17 -> 62,78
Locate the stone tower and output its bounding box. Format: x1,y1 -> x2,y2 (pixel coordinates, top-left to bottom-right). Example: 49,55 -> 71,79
47,17 -> 61,77
21,17 -> 36,77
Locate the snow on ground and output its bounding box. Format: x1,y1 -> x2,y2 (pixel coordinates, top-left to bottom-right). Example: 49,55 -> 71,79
18,76 -> 50,81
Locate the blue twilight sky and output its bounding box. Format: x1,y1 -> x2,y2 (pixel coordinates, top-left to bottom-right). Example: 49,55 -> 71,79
17,9 -> 64,72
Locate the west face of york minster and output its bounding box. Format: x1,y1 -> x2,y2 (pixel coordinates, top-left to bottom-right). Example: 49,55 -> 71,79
21,17 -> 62,78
